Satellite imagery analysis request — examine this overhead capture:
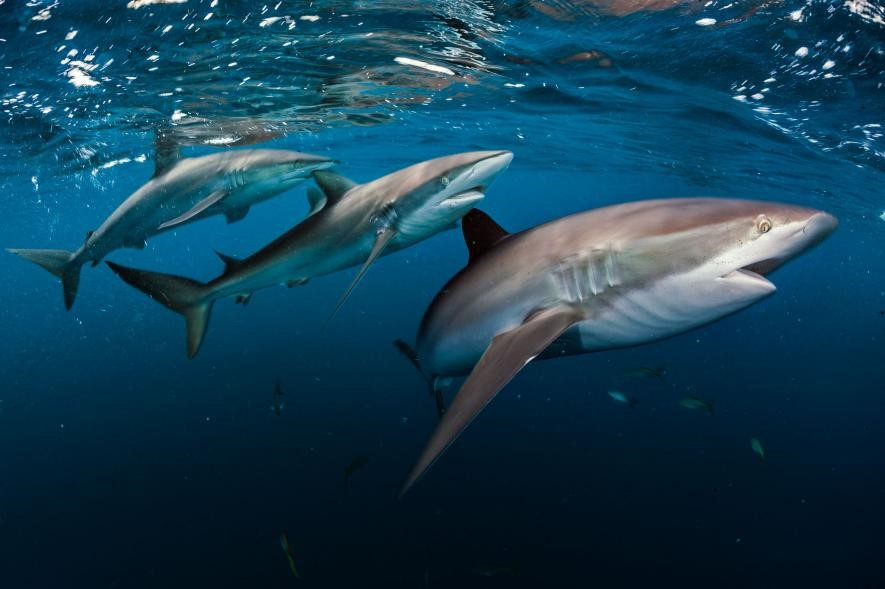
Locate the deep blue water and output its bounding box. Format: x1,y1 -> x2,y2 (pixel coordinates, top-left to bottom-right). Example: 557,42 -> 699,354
1,1 -> 883,587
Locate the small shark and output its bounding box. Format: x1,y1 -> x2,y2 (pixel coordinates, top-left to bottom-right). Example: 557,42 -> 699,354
679,395 -> 714,415
624,365 -> 667,381
107,151 -> 513,357
750,437 -> 765,460
608,390 -> 638,408
8,135 -> 334,309
399,199 -> 836,494
279,532 -> 300,578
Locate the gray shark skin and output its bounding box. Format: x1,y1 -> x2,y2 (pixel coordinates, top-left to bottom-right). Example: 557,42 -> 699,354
106,150 -> 514,358
400,199 -> 837,495
7,145 -> 335,309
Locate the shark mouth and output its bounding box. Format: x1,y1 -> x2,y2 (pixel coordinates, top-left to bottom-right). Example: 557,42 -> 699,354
721,258 -> 782,291
437,188 -> 485,209
741,257 -> 783,276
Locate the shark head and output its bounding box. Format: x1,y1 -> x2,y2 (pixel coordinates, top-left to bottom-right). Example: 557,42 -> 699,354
612,198 -> 838,329
376,150 -> 514,243
224,149 -> 337,205
688,199 -> 837,291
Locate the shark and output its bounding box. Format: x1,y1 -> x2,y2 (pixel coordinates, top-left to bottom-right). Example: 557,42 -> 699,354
106,150 -> 514,358
398,198 -> 837,495
7,137 -> 335,309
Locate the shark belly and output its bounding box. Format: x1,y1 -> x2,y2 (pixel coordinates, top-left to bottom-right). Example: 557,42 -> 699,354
576,266 -> 776,350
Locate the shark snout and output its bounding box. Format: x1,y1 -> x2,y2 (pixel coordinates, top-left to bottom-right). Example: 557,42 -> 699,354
802,211 -> 838,242
458,150 -> 513,192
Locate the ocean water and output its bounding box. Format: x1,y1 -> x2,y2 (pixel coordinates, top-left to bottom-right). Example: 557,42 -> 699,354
1,1 -> 883,587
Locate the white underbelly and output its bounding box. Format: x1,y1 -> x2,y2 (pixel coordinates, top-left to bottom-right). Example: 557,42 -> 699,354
577,268 -> 773,350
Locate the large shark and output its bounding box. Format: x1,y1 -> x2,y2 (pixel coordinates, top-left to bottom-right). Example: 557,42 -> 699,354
399,199 -> 837,495
7,139 -> 335,309
106,150 -> 514,358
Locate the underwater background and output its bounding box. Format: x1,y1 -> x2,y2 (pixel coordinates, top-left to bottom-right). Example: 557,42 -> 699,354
0,0 -> 883,587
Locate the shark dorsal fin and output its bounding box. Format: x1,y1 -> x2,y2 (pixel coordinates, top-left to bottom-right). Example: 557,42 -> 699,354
215,250 -> 243,274
306,187 -> 326,216
313,170 -> 357,204
154,129 -> 181,177
462,209 -> 510,263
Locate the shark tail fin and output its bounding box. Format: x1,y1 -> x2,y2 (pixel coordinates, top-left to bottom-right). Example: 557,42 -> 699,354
7,248 -> 81,310
394,340 -> 446,418
655,365 -> 667,382
105,261 -> 213,358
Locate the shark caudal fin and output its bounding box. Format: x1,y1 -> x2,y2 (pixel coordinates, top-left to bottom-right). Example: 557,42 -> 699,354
7,248 -> 81,310
105,261 -> 213,358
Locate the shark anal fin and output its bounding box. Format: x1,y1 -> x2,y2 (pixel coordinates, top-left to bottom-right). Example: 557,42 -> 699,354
400,304 -> 586,496
235,293 -> 253,306
326,229 -> 395,323
154,129 -> 180,178
306,187 -> 326,216
313,170 -> 357,203
224,206 -> 250,224
158,189 -> 227,230
462,209 -> 510,263
286,278 -> 309,288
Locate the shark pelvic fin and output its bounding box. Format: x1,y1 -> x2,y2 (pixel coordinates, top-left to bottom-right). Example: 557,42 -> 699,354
400,304 -> 586,497
154,129 -> 180,178
394,340 -> 446,418
462,209 -> 510,263
124,237 -> 146,250
305,187 -> 326,216
158,189 -> 228,230
313,170 -> 357,203
326,228 -> 395,323
224,206 -> 250,224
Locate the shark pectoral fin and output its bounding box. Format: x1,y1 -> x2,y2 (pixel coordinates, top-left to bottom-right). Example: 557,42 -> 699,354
326,229 -> 396,323
305,187 -> 326,216
157,189 -> 228,230
399,304 -> 586,497
313,170 -> 358,203
224,206 -> 250,224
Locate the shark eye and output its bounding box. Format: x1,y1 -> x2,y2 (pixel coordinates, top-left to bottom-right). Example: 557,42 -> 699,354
756,215 -> 772,234
440,175 -> 450,187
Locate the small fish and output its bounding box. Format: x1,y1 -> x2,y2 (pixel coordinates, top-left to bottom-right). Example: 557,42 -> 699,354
279,532 -> 300,578
750,437 -> 765,460
344,455 -> 370,481
469,565 -> 514,577
608,390 -> 638,408
270,379 -> 285,416
624,365 -> 667,382
679,395 -> 714,415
